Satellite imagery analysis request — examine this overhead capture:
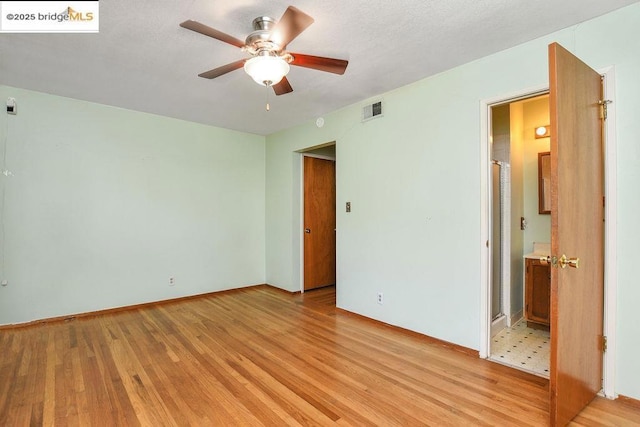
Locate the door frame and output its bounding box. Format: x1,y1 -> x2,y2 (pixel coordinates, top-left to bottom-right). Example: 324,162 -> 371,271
479,67 -> 617,398
297,149 -> 336,293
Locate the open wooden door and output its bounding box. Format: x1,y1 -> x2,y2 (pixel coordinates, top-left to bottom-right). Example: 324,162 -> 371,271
303,156 -> 336,291
548,43 -> 605,426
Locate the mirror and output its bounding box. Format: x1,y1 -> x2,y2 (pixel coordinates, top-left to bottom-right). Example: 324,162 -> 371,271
538,151 -> 551,214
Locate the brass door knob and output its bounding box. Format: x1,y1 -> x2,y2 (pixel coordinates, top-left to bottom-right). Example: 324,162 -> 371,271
559,254 -> 580,269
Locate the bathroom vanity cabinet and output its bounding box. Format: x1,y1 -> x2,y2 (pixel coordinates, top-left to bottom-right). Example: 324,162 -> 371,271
525,258 -> 551,327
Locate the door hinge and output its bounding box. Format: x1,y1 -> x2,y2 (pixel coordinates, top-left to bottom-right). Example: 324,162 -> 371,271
598,99 -> 612,120
602,336 -> 608,353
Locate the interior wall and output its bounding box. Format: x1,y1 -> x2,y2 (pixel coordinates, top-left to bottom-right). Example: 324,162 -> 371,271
509,102 -> 525,319
522,97 -> 551,252
491,105 -> 511,163
265,3 -> 640,400
304,144 -> 336,158
0,86 -> 266,325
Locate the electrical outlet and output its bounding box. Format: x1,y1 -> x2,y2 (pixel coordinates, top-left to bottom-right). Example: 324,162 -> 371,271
169,277 -> 175,286
377,292 -> 383,305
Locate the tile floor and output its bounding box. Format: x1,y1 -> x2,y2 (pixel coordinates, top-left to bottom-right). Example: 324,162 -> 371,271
489,320 -> 550,378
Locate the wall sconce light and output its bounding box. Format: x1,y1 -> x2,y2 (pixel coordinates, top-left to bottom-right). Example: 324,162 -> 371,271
535,125 -> 550,139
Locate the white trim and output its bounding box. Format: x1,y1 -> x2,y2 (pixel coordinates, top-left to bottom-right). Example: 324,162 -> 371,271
601,66 -> 617,399
299,153 -> 305,293
479,100 -> 490,358
479,71 -> 617,397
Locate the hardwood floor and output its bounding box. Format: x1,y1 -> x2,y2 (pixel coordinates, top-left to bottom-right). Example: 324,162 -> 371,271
1,285 -> 638,426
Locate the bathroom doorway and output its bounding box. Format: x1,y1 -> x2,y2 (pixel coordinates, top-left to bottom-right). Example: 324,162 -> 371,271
488,93 -> 551,377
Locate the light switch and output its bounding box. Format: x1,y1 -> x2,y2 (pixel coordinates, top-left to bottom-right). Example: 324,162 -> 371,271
346,202 -> 351,213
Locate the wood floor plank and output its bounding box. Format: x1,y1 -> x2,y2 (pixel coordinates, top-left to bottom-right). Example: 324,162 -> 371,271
1,285 -> 639,426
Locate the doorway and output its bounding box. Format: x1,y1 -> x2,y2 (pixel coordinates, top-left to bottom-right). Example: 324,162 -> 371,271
488,94 -> 552,377
299,144 -> 336,294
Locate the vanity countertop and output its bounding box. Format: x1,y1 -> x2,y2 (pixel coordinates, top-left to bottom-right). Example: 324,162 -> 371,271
524,252 -> 549,260
524,242 -> 550,260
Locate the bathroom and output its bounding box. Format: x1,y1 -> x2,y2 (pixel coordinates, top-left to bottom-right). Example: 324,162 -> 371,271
489,94 -> 551,377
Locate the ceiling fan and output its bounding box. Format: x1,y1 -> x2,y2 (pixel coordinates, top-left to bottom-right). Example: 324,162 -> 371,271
180,6 -> 349,96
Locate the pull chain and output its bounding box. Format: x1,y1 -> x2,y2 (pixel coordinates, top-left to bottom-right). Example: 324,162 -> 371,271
265,83 -> 270,111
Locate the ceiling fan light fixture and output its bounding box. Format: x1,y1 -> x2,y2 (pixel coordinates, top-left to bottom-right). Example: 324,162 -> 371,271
181,6 -> 348,97
244,55 -> 290,86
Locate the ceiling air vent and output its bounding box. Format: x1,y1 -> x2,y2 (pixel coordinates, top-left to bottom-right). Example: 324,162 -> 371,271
362,100 -> 383,122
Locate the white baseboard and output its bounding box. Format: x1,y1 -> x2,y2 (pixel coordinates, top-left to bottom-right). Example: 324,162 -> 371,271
491,315 -> 507,337
510,310 -> 523,325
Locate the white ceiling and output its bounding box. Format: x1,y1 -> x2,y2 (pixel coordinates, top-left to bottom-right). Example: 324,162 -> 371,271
1,0 -> 637,135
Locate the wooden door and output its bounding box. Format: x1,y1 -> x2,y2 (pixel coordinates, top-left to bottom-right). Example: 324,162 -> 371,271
548,42 -> 605,426
303,156 -> 336,291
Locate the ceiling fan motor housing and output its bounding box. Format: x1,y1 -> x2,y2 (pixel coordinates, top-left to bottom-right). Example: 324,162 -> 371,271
245,16 -> 281,55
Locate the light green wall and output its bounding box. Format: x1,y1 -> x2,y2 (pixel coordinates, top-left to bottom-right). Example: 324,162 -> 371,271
0,86 -> 266,324
522,97 -> 551,252
265,4 -> 640,399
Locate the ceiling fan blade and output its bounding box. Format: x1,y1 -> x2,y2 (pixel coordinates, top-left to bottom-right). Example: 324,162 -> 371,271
272,6 -> 314,48
180,20 -> 245,48
272,77 -> 293,96
198,60 -> 245,79
290,53 -> 348,75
